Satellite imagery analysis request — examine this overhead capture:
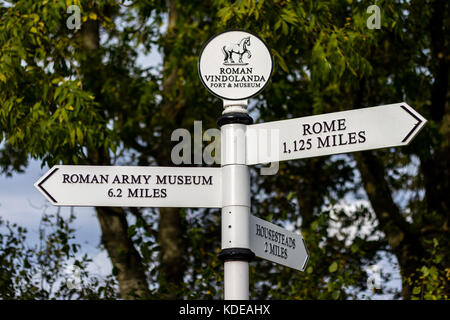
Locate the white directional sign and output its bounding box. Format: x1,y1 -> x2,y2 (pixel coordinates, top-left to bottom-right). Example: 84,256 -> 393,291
246,102 -> 427,165
249,215 -> 309,271
198,30 -> 273,100
35,165 -> 222,208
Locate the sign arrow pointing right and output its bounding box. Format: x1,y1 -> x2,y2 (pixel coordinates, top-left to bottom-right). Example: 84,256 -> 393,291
400,104 -> 425,143
246,102 -> 427,165
249,215 -> 309,271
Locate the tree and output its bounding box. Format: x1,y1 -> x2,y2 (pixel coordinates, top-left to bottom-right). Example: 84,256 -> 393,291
1,0 -> 448,299
217,0 -> 449,299
0,211 -> 118,299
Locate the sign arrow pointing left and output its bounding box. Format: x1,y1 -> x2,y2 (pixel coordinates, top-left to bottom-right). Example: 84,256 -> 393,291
35,165 -> 222,208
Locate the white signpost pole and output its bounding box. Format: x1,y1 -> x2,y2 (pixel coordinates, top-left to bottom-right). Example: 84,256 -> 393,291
199,30 -> 273,300
217,100 -> 255,300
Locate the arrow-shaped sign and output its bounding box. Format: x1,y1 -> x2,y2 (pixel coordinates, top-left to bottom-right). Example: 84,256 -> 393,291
35,165 -> 222,208
246,102 -> 426,165
249,215 -> 309,271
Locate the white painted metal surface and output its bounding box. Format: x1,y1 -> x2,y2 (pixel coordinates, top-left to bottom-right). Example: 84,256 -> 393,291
249,215 -> 309,272
221,119 -> 252,300
224,261 -> 249,300
34,165 -> 222,208
198,30 -> 273,101
246,102 -> 427,165
221,123 -> 247,165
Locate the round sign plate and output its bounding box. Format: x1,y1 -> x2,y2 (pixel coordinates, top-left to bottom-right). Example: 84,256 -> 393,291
198,30 -> 273,101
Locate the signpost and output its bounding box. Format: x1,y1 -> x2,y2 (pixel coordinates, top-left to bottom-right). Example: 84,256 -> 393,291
34,29 -> 427,301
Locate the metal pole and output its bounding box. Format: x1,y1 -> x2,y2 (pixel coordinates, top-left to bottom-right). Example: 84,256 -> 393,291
218,100 -> 255,300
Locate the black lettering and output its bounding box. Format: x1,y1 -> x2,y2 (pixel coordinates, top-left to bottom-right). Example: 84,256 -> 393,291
323,120 -> 336,133
63,174 -> 70,183
312,122 -> 322,134
156,175 -> 166,184
298,139 -> 305,150
332,134 -> 337,146
130,175 -> 141,184
337,118 -> 346,130
358,130 -> 366,143
317,136 -> 330,148
202,176 -> 212,185
142,175 -> 151,184
161,188 -> 167,198
128,188 -> 138,197
348,132 -> 357,144
256,224 -> 262,236
193,176 -> 201,185
79,174 -> 90,183
338,133 -> 348,145
269,243 -> 275,255
303,123 -> 312,135
281,248 -> 287,259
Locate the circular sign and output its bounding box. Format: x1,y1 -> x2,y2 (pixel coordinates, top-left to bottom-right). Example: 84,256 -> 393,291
198,30 -> 273,101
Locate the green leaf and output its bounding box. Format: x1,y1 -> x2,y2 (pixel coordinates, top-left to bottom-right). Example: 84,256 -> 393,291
76,127 -> 83,144
332,290 -> 340,299
128,225 -> 137,238
287,191 -> 296,201
329,261 -> 338,273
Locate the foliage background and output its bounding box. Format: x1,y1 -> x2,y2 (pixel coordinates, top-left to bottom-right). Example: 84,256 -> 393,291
0,0 -> 448,299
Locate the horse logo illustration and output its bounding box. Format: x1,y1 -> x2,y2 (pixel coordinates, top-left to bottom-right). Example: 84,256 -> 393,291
222,36 -> 252,64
